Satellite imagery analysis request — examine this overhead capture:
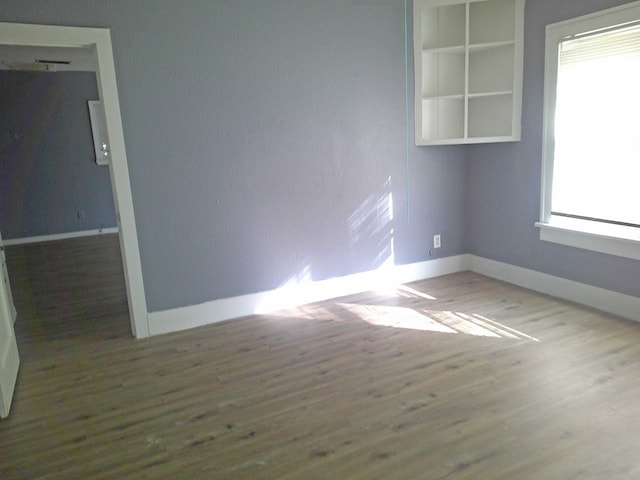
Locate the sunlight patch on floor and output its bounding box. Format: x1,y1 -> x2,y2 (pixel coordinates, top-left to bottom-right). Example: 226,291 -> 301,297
336,303 -> 539,341
395,284 -> 437,300
337,303 -> 457,333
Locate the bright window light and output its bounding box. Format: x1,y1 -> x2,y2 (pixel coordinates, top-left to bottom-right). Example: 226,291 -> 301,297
538,2 -> 640,259
552,22 -> 640,227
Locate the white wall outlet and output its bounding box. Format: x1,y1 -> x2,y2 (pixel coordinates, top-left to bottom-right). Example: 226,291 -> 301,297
433,234 -> 441,249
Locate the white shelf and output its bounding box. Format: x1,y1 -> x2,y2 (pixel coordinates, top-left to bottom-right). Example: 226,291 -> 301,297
468,40 -> 515,51
414,0 -> 524,145
422,45 -> 466,54
468,91 -> 513,99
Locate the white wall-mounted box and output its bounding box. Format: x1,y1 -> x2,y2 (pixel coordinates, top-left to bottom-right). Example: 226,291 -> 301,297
88,100 -> 110,165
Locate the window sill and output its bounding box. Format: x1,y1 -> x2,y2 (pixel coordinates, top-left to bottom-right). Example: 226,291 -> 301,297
535,217 -> 640,261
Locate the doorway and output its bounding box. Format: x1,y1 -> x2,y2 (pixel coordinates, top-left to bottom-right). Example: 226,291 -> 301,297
0,48 -> 130,345
0,23 -> 148,338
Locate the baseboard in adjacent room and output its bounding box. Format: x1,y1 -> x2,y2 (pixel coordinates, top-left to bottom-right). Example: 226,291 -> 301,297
1,228 -> 119,247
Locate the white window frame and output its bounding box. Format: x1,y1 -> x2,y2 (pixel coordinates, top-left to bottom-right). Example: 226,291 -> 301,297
536,1 -> 640,261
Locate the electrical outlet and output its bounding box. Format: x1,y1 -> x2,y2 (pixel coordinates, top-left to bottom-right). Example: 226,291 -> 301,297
433,234 -> 441,249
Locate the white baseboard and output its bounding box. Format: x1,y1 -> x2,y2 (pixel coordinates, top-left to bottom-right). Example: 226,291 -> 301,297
146,253 -> 640,337
1,228 -> 119,247
469,255 -> 640,323
147,255 -> 470,336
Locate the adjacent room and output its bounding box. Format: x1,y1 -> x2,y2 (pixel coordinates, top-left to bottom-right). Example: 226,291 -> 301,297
1,0 -> 639,478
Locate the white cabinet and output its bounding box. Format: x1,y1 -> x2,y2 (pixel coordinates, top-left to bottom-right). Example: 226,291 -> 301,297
414,0 -> 524,145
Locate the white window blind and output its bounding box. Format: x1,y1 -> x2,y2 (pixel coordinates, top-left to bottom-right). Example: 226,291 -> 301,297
560,22 -> 640,64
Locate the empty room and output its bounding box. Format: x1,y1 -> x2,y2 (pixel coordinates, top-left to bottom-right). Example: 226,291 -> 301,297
1,0 -> 639,478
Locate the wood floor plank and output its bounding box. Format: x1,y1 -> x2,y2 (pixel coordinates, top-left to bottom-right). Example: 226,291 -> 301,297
1,245 -> 640,479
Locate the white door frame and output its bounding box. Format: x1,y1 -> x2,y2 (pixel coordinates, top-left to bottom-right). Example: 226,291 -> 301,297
0,22 -> 149,338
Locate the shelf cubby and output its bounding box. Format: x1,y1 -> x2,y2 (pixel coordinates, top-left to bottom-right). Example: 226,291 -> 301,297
469,0 -> 517,45
420,4 -> 466,50
468,43 -> 515,94
422,97 -> 465,141
421,49 -> 465,98
468,93 -> 513,139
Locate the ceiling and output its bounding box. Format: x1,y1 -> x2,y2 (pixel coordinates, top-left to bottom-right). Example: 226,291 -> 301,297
0,44 -> 96,72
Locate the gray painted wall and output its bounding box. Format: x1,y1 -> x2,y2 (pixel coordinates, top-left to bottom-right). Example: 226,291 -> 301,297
0,71 -> 117,239
3,0 -> 638,314
466,0 -> 640,297
1,1 -> 468,312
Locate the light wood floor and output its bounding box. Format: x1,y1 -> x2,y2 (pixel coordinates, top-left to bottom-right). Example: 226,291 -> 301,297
4,234 -> 131,349
1,245 -> 640,479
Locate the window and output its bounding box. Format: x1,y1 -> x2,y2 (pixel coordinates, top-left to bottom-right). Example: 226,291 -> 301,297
537,1 -> 640,260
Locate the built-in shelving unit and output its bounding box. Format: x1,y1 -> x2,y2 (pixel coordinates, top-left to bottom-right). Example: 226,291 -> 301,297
414,0 -> 524,145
